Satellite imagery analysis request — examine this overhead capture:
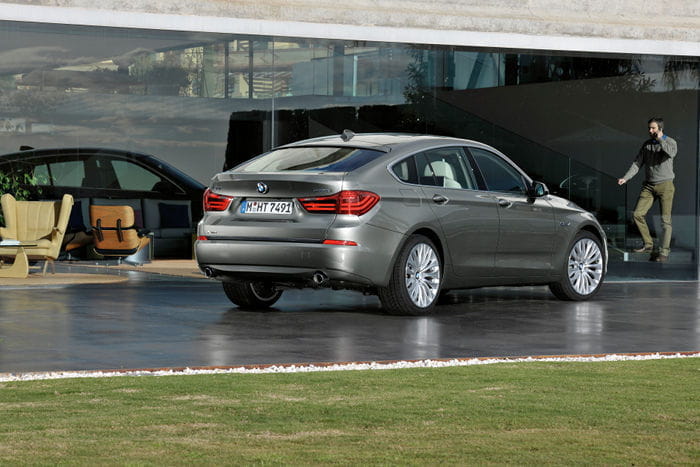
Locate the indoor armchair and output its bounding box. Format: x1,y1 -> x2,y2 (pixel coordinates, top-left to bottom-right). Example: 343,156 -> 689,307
90,204 -> 151,263
0,193 -> 74,275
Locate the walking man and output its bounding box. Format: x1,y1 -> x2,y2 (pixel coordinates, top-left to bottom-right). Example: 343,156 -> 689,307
618,117 -> 677,262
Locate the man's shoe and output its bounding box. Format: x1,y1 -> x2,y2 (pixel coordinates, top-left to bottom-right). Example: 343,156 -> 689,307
633,245 -> 653,253
655,254 -> 668,262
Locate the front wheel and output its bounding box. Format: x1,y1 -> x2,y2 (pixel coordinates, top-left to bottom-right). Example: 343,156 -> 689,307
222,280 -> 283,309
378,234 -> 442,315
549,231 -> 605,301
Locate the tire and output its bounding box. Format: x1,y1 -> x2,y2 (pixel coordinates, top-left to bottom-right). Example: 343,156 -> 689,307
378,234 -> 442,315
222,280 -> 283,309
549,231 -> 605,301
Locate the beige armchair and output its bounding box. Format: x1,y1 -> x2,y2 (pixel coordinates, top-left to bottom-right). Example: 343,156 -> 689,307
0,193 -> 74,274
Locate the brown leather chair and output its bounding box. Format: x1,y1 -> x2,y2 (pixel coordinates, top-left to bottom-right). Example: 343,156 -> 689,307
90,205 -> 151,260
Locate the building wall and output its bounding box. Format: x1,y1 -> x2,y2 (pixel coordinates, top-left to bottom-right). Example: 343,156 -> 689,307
1,2 -> 698,276
3,0 -> 700,55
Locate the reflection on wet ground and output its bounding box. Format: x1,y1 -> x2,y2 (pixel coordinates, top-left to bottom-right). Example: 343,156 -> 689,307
0,266 -> 698,372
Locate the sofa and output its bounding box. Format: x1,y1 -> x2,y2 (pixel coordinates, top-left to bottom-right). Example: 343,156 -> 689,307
67,197 -> 193,258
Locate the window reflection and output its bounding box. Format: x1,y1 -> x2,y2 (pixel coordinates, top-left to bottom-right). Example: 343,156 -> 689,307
570,301 -> 605,336
0,20 -> 697,279
567,301 -> 605,355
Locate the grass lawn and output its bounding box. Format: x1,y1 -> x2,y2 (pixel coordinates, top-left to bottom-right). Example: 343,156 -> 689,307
0,358 -> 698,464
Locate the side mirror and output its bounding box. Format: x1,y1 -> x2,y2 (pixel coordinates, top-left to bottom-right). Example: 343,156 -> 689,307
530,181 -> 549,198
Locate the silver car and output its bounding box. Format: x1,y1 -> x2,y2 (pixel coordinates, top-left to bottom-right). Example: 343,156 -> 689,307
196,132 -> 607,315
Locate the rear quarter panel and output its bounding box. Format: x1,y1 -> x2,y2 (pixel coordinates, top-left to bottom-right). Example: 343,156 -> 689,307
341,161 -> 451,287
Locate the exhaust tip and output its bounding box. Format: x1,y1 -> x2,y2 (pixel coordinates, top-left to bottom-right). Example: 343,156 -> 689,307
202,267 -> 215,278
312,271 -> 329,287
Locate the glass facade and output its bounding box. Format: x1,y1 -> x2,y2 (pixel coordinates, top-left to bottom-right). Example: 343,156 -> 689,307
0,20 -> 698,278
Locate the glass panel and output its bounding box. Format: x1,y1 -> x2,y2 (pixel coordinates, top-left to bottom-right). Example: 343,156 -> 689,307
32,163 -> 50,185
414,153 -> 437,186
238,147 -> 383,172
80,156 -> 119,189
423,147 -> 474,189
0,21 -> 267,185
49,160 -> 84,188
469,148 -> 526,194
453,51 -> 505,89
111,160 -> 161,191
0,20 -> 697,279
391,157 -> 418,184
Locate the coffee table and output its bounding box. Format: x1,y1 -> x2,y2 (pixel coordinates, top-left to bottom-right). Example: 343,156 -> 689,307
0,241 -> 37,278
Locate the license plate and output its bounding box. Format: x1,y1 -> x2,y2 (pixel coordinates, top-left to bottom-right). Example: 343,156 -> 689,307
241,200 -> 293,215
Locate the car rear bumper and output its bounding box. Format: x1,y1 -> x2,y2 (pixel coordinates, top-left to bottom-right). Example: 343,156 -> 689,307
195,226 -> 404,288
197,263 -> 375,290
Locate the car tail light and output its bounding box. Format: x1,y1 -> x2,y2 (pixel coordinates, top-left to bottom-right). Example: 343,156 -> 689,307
322,239 -> 358,246
204,188 -> 233,212
299,190 -> 379,215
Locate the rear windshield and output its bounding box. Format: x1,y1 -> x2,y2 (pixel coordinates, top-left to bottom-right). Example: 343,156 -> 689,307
236,146 -> 384,173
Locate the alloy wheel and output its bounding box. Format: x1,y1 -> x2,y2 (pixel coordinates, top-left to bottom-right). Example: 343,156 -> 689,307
404,243 -> 441,308
567,238 -> 603,296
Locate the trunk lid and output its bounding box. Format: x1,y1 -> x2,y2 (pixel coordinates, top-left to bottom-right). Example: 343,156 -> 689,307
202,172 -> 344,242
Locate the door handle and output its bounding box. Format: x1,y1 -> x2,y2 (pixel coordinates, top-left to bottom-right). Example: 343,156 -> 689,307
432,194 -> 449,205
498,198 -> 512,208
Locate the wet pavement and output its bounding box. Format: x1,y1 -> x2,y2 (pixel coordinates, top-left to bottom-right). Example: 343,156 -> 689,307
0,265 -> 699,373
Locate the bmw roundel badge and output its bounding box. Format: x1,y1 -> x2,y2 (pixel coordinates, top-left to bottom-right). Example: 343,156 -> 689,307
257,182 -> 269,194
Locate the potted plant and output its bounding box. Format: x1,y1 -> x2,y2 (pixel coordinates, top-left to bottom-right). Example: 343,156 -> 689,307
0,171 -> 43,227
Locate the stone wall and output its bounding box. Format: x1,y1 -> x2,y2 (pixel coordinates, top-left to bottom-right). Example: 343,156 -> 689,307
4,0 -> 699,46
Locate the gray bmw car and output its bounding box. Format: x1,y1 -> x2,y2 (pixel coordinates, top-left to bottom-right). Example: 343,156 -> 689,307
196,131 -> 607,315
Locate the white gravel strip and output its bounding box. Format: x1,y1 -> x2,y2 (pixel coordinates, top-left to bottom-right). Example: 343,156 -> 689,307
1,352 -> 697,382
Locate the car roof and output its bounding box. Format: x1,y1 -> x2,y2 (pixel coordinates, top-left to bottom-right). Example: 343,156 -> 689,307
278,132 -> 500,155
0,147 -> 206,189
0,147 -> 154,161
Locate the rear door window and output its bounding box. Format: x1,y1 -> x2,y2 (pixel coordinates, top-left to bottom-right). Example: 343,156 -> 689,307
48,160 -> 84,187
421,147 -> 475,189
112,159 -> 166,192
392,147 -> 476,189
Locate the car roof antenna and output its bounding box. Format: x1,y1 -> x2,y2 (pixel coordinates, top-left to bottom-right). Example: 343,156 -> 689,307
340,129 -> 355,142
19,145 -> 34,151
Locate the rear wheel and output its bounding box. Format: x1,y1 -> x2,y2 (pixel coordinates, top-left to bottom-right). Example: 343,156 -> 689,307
549,231 -> 604,300
222,280 -> 283,309
378,234 -> 442,315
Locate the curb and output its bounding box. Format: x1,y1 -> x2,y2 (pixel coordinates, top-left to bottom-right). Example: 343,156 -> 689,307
2,351 -> 698,382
